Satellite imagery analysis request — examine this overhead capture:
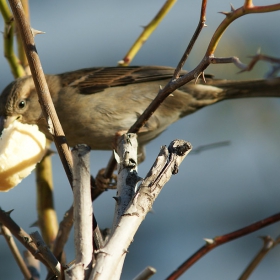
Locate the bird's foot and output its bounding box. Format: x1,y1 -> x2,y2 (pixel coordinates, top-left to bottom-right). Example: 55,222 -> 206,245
95,168 -> 117,190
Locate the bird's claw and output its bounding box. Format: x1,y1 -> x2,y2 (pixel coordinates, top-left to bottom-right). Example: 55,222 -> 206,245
95,168 -> 117,190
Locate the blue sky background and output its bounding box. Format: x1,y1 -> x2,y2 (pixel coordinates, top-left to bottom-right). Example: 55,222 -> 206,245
0,1 -> 280,279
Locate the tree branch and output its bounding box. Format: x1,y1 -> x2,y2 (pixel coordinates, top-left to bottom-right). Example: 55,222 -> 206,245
166,212 -> 280,280
8,0 -> 74,187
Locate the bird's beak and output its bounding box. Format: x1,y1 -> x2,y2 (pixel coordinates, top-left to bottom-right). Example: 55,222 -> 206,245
0,116 -> 19,135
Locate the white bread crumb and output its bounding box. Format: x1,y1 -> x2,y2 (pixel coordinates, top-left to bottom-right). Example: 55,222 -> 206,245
0,120 -> 46,191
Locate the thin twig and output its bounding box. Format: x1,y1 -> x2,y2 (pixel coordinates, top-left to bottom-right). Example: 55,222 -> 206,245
15,0 -> 30,74
0,0 -> 25,77
47,205 -> 74,280
240,53 -> 280,73
30,231 -> 61,278
0,208 -> 50,269
1,225 -> 32,280
119,0 -> 177,66
238,236 -> 280,280
165,212 -> 280,280
52,205 -> 73,262
206,2 -> 280,56
173,0 -> 207,79
209,56 -> 247,70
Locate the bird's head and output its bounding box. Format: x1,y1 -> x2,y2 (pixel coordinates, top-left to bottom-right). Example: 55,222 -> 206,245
0,76 -> 43,133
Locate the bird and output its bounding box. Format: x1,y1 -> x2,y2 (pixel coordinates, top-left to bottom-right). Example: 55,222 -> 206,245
0,66 -> 279,159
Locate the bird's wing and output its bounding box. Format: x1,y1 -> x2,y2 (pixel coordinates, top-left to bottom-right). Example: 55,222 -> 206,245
58,66 -> 179,94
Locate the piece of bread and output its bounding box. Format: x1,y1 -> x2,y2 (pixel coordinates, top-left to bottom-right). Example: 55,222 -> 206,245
0,120 -> 46,191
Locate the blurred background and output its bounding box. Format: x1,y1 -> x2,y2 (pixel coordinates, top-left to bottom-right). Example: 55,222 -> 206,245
0,1 -> 280,279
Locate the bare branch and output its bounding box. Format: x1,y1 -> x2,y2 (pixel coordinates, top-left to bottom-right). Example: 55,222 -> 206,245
104,2 -> 280,181
1,225 -> 32,279
239,236 -> 280,280
30,231 -> 61,278
173,0 -> 208,79
112,133 -> 139,230
119,0 -> 177,66
0,0 -> 25,77
166,212 -> 280,280
206,3 -> 280,56
8,0 -> 74,187
72,144 -> 93,269
15,0 -> 30,74
0,208 -> 50,269
240,53 -> 280,73
52,205 -> 73,261
90,140 -> 192,279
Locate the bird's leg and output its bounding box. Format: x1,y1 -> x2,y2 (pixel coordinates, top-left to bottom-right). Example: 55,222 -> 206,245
137,145 -> 146,164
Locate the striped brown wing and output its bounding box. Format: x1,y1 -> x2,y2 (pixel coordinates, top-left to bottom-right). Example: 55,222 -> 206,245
58,66 -> 180,94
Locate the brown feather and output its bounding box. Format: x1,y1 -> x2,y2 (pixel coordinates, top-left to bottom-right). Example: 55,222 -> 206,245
58,66 -> 182,94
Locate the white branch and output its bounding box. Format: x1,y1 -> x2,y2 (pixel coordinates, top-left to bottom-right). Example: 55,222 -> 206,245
71,144 -> 93,277
89,139 -> 192,280
112,133 -> 139,229
30,231 -> 61,278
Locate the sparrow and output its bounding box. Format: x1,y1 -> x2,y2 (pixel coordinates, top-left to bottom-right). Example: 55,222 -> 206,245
0,66 -> 279,156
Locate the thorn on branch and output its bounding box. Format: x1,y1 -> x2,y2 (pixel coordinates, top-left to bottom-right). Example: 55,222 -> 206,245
113,196 -> 121,204
259,236 -> 274,249
244,0 -> 255,9
6,24 -> 12,35
31,28 -> 45,37
5,209 -> 14,216
218,11 -> 232,17
29,221 -> 39,228
241,52 -> 280,77
204,238 -> 215,245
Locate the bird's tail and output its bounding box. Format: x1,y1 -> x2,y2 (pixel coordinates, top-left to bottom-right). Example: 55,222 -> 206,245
211,77 -> 280,100
178,77 -> 280,118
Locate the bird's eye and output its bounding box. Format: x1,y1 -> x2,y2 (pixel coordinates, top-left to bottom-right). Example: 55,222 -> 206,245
18,100 -> 26,109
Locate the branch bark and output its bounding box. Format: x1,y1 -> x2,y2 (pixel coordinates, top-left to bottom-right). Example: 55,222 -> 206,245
90,140 -> 192,280
8,0 -> 74,186
71,144 -> 93,277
